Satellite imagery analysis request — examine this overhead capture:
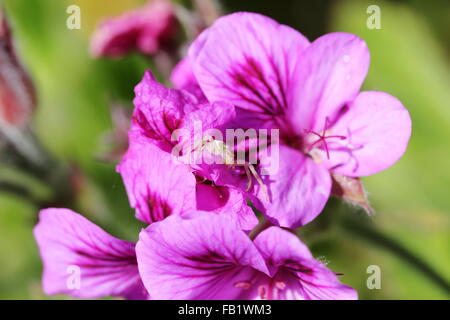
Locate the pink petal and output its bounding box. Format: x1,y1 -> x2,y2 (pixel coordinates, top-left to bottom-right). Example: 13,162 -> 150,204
254,227 -> 313,274
254,227 -> 358,300
326,91 -> 412,177
132,70 -> 235,153
188,12 -> 309,127
196,184 -> 258,231
136,213 -> 269,299
117,130 -> 197,224
181,100 -> 236,144
33,208 -> 147,299
132,70 -> 197,152
255,145 -> 331,228
288,32 -> 370,133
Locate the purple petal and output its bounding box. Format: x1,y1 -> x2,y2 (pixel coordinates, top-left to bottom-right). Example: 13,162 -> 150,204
325,91 -> 412,176
33,208 -> 147,299
181,100 -> 236,147
288,32 -> 370,133
136,213 -> 269,299
132,70 -> 235,154
196,184 -> 258,231
117,130 -> 197,224
188,12 -> 309,128
132,70 -> 197,152
253,227 -> 358,300
255,145 -> 331,228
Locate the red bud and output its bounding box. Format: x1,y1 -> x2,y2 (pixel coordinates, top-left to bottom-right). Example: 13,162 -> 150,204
0,9 -> 36,127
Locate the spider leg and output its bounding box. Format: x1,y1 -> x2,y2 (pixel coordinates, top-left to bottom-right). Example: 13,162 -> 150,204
248,163 -> 269,201
189,136 -> 214,164
244,164 -> 253,192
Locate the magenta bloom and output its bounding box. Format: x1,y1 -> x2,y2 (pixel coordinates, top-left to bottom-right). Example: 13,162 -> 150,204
184,12 -> 412,227
136,213 -> 357,300
33,208 -> 147,299
34,209 -> 355,300
90,0 -> 176,58
117,71 -> 258,230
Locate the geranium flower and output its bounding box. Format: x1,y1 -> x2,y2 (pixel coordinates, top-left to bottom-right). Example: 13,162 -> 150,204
136,213 -> 357,300
183,12 -> 412,228
33,208 -> 148,299
117,71 -> 258,230
90,0 -> 176,58
34,209 -> 355,300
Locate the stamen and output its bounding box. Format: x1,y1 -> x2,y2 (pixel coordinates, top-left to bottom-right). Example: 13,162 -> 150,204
189,137 -> 269,201
247,164 -> 269,201
304,117 -> 346,159
275,281 -> 286,290
234,281 -> 252,289
244,165 -> 253,192
258,285 -> 267,300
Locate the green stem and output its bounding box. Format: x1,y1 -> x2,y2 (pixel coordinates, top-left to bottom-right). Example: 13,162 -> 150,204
249,218 -> 272,240
340,214 -> 450,295
0,127 -> 75,210
0,180 -> 41,206
0,126 -> 51,174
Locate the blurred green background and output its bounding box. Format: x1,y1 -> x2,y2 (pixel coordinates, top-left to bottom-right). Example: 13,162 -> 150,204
0,0 -> 448,299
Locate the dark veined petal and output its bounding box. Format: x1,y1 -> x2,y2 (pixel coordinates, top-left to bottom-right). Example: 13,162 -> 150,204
189,12 -> 309,129
136,213 -> 269,299
253,227 -> 357,300
117,130 -> 197,224
288,32 -> 370,133
33,208 -> 147,299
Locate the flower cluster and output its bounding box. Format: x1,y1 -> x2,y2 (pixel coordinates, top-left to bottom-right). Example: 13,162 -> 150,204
34,9 -> 411,300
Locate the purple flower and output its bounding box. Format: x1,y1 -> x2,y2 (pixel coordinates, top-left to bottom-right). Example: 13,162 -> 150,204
184,12 -> 412,228
116,71 -> 258,230
34,209 -> 355,300
90,0 -> 176,58
136,213 -> 357,300
33,208 -> 148,299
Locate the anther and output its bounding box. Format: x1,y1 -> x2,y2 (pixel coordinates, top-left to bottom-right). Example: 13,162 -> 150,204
275,281 -> 286,290
258,285 -> 267,300
234,281 -> 252,289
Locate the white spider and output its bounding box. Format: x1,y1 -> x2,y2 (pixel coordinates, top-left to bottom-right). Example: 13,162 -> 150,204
189,136 -> 269,200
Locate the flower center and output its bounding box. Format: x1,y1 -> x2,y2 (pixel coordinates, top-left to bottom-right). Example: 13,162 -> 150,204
304,117 -> 346,160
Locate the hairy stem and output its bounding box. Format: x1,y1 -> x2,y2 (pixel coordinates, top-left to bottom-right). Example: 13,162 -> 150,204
249,218 -> 272,240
